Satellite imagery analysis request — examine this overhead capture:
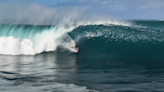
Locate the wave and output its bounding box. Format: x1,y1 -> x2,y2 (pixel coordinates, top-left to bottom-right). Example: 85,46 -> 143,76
69,24 -> 164,59
0,20 -> 164,56
0,20 -> 131,55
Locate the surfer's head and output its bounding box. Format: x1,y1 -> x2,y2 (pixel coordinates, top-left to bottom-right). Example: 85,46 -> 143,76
75,45 -> 78,49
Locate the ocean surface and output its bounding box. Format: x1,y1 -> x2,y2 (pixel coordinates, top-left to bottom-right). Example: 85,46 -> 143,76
0,20 -> 164,92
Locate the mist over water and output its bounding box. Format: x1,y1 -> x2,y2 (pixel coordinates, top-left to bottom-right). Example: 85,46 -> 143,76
0,1 -> 119,25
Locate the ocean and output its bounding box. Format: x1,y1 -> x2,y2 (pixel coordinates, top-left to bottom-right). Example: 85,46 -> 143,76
0,20 -> 164,92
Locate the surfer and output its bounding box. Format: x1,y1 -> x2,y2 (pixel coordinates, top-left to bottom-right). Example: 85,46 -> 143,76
75,45 -> 79,53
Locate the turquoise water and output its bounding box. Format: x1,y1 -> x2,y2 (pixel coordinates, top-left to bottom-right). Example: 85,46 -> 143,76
0,20 -> 164,92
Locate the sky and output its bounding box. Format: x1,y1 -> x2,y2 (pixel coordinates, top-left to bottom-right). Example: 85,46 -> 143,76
32,0 -> 164,19
0,0 -> 164,20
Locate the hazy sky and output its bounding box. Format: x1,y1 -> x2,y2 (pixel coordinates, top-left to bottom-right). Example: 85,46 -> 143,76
0,0 -> 164,20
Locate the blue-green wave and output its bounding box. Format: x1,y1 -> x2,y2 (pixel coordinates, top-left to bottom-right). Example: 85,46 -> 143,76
0,20 -> 164,57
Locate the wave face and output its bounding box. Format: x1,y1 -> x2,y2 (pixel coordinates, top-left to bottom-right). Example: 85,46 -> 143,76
69,21 -> 164,61
0,20 -> 164,60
